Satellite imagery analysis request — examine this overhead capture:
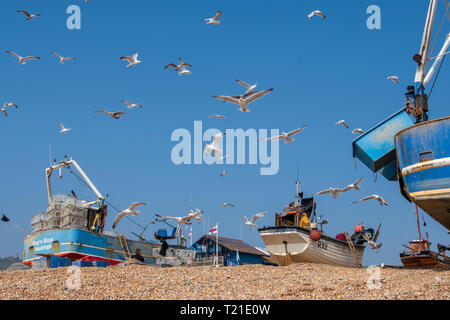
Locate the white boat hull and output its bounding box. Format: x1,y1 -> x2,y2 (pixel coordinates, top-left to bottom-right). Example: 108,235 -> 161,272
259,227 -> 365,268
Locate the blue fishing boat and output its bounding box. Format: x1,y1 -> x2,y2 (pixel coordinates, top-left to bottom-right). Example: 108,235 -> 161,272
395,117 -> 450,230
22,158 -> 196,267
352,0 -> 450,230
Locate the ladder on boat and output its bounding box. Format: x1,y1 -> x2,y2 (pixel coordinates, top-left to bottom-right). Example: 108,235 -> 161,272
344,232 -> 362,268
118,234 -> 131,259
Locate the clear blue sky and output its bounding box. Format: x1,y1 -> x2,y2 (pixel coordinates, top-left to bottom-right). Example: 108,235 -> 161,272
0,0 -> 448,266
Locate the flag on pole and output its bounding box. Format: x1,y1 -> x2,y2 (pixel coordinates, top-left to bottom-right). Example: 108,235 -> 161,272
1,214 -> 10,222
208,224 -> 218,235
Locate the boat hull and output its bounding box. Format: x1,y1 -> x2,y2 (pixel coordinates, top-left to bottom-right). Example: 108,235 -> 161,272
22,228 -> 192,266
395,116 -> 450,230
258,227 -> 365,268
400,251 -> 450,270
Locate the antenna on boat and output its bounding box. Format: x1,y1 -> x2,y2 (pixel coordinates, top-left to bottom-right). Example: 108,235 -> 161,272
295,162 -> 301,205
48,145 -> 52,167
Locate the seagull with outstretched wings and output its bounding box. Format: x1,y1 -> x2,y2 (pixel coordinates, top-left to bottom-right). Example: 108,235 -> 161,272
212,88 -> 273,113
265,125 -> 307,144
113,202 -> 146,229
6,51 -> 40,64
243,212 -> 267,228
353,195 -> 389,206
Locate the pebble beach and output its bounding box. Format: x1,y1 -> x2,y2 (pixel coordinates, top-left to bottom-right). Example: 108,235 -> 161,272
0,263 -> 448,300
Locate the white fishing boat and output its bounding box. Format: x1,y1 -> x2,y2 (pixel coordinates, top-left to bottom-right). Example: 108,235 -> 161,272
259,181 -> 380,268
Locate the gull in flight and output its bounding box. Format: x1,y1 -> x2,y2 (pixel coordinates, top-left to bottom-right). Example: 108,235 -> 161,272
186,209 -> 204,222
204,132 -> 226,158
363,234 -> 382,250
363,224 -> 382,250
121,100 -> 142,109
57,121 -> 71,134
164,57 -> 192,75
352,128 -> 365,135
112,202 -> 146,229
155,209 -> 204,225
244,212 -> 267,229
6,51 -> 40,64
235,80 -> 258,94
17,10 -> 40,20
202,11 -> 222,25
308,10 -> 326,19
341,177 -> 364,192
335,120 -> 349,129
208,114 -> 227,120
120,53 -> 142,68
353,195 -> 389,206
219,171 -> 229,177
266,125 -> 307,144
187,198 -> 198,203
212,88 -> 273,113
95,110 -> 129,119
0,108 -> 7,118
387,76 -> 399,84
221,203 -> 234,207
50,52 -> 76,64
315,187 -> 344,199
3,103 -> 18,109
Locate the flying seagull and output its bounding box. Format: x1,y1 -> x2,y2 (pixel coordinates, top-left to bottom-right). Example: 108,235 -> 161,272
164,57 -> 192,75
307,10 -> 326,19
315,187 -> 344,199
335,120 -> 349,129
57,121 -> 71,134
362,233 -> 382,250
95,110 -> 129,119
6,51 -> 40,64
187,198 -> 198,203
208,114 -> 227,120
353,195 -> 389,206
219,171 -> 229,177
235,80 -> 258,94
17,10 -> 40,20
50,52 -> 76,64
352,128 -> 365,135
243,212 -> 267,228
265,125 -> 307,144
341,177 -> 364,192
202,11 -> 222,25
155,210 -> 203,225
0,108 -> 7,118
212,88 -> 273,113
112,202 -> 146,229
204,132 -> 226,158
120,53 -> 142,68
221,202 -> 234,207
3,103 -> 18,109
387,76 -> 399,84
121,100 -> 142,109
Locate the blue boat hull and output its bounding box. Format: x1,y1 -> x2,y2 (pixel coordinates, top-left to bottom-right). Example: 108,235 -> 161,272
395,116 -> 450,230
23,228 -> 161,266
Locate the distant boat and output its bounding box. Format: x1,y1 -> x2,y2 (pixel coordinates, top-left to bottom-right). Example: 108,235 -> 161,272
258,181 -> 378,268
400,205 -> 449,270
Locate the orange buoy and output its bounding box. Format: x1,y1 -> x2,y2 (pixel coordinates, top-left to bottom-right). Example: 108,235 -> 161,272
309,230 -> 321,241
355,224 -> 365,233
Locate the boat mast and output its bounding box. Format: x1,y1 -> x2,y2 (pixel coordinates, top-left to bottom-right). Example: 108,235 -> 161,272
415,0 -> 439,92
415,204 -> 423,243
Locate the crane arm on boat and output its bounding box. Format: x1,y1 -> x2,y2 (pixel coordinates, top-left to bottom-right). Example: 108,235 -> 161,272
45,158 -> 104,206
